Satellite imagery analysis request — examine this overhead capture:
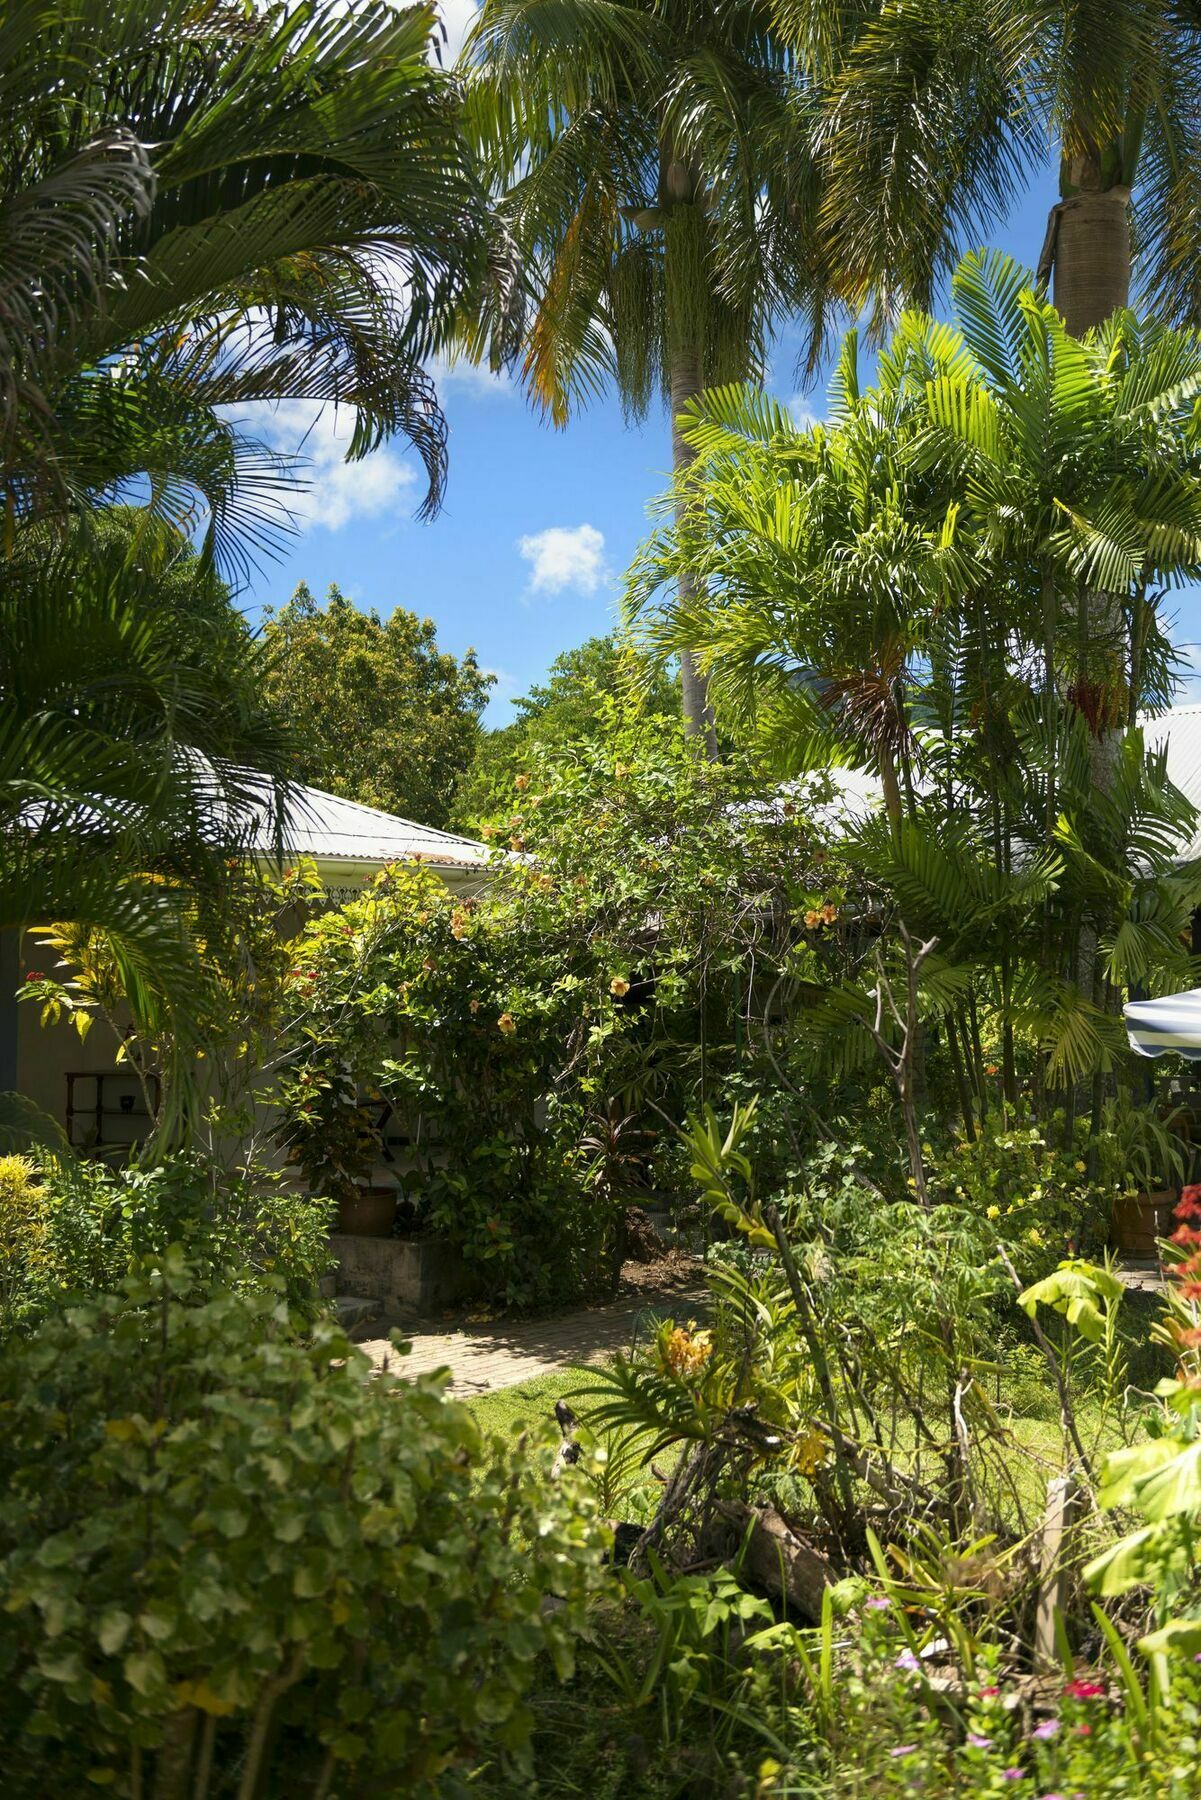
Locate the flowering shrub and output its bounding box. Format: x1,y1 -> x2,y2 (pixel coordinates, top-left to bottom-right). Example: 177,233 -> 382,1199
0,1153 -> 333,1337
279,738 -> 838,1305
0,1156 -> 49,1333
928,1117 -> 1112,1272
742,1599 -> 1201,1797
1085,1183 -> 1201,1653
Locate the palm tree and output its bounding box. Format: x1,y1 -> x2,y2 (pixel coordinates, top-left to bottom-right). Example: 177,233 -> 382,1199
0,0 -> 497,1122
630,252 -> 1201,1097
0,517 -> 296,1136
459,0 -> 827,741
1,0 -> 497,552
783,0 -> 1201,338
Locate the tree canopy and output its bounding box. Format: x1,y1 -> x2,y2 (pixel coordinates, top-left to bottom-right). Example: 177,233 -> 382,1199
451,632 -> 680,829
260,583 -> 492,828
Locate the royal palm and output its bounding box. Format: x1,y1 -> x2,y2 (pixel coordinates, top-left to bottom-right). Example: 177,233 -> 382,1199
785,0 -> 1201,337
461,0 -> 824,740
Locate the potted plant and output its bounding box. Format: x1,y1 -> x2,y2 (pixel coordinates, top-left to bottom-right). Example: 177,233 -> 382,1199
336,1181 -> 399,1239
280,1071 -> 397,1237
1110,1105 -> 1189,1257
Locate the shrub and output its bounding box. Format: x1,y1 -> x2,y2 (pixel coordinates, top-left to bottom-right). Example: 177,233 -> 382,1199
278,735 -> 842,1306
0,1255 -> 608,1796
0,1154 -> 49,1333
0,1154 -> 334,1336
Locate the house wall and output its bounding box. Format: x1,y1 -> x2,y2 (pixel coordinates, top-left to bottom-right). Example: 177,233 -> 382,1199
14,857 -> 490,1153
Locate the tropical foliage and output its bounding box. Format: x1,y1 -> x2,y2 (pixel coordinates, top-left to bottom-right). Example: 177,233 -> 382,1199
0,0 -> 497,1124
279,731 -> 844,1303
631,251 -> 1201,1146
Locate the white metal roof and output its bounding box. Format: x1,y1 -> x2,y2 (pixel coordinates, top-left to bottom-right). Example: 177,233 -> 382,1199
1142,704 -> 1201,858
771,704 -> 1201,856
264,782 -> 490,873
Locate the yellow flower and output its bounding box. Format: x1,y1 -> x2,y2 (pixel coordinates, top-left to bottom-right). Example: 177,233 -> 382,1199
820,902 -> 839,925
804,909 -> 821,929
609,975 -> 630,998
615,763 -> 631,779
514,773 -> 530,790
986,1204 -> 1000,1221
1074,1160 -> 1086,1173
509,836 -> 525,853
1028,1227 -> 1043,1245
793,1427 -> 827,1478
469,998 -> 480,1015
660,1325 -> 711,1380
497,1012 -> 516,1034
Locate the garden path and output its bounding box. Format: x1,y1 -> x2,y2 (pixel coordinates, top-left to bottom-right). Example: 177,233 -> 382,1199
354,1258 -> 705,1396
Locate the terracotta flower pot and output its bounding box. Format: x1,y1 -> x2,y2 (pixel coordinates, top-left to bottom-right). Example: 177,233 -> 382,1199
1112,1189 -> 1176,1257
337,1186 -> 398,1239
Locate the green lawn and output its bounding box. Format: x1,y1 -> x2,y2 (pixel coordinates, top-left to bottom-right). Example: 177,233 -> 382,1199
469,1367 -> 589,1440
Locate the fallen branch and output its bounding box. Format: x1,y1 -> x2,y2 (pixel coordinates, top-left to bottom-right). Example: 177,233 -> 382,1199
717,1501 -> 836,1623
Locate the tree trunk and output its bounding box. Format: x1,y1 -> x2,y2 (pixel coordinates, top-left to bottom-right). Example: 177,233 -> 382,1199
1048,141 -> 1131,336
670,345 -> 719,756
1047,149 -> 1133,1098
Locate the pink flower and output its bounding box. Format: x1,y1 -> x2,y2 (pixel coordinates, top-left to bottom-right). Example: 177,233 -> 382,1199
1001,1773 -> 1025,1783
895,1649 -> 920,1672
1032,1719 -> 1060,1740
967,1733 -> 993,1749
889,1745 -> 919,1758
864,1596 -> 891,1611
1063,1679 -> 1105,1700
978,1685 -> 1001,1698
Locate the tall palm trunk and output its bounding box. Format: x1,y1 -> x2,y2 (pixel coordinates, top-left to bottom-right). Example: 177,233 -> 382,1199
1051,147 -> 1131,335
670,343 -> 719,755
1049,141 -> 1133,1105
1049,142 -> 1132,794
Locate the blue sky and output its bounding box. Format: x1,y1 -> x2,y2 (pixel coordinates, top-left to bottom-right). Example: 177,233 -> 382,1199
240,110 -> 1201,726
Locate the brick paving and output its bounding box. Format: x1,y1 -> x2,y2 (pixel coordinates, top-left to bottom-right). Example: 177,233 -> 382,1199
356,1270 -> 705,1395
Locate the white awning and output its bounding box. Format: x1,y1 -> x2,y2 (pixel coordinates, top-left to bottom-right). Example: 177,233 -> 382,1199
1124,989 -> 1201,1061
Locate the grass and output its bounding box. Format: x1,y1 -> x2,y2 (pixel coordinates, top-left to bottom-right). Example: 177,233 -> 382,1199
469,1367 -> 587,1441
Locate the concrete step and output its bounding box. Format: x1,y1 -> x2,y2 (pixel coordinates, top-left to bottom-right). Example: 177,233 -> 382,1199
333,1293 -> 383,1332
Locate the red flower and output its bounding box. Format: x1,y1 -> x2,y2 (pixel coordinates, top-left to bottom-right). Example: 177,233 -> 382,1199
1176,1186 -> 1201,1222
1064,1680 -> 1105,1701
1170,1224 -> 1201,1248
24,971 -> 42,982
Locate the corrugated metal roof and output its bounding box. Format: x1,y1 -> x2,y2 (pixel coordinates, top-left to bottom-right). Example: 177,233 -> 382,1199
777,705 -> 1201,856
264,782 -> 490,871
1141,704 -> 1201,858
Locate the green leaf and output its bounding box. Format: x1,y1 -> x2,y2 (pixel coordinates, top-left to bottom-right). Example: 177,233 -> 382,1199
124,1649 -> 167,1697
97,1610 -> 131,1656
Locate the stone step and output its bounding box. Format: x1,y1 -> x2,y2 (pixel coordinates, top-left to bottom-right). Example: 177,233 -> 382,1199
333,1293 -> 383,1332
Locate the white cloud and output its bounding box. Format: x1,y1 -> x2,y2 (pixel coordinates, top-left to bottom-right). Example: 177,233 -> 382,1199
430,350 -> 514,400
435,0 -> 477,62
517,523 -> 607,596
786,393 -> 821,431
255,399 -> 416,533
